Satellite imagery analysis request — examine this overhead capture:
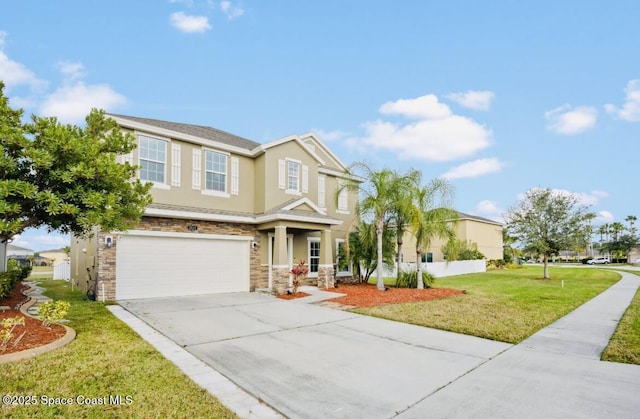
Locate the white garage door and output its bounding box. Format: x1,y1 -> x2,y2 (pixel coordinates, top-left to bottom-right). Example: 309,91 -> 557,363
116,232 -> 250,300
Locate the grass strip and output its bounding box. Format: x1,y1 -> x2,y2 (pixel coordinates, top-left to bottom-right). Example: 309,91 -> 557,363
1,279 -> 237,418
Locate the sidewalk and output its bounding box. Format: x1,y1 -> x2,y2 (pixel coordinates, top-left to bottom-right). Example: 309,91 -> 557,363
397,270 -> 640,418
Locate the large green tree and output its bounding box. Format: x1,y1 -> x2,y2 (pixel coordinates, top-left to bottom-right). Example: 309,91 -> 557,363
341,222 -> 395,283
0,82 -> 152,270
505,188 -> 589,279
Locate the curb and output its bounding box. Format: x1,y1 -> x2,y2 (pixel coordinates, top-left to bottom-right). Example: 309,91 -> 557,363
0,282 -> 76,364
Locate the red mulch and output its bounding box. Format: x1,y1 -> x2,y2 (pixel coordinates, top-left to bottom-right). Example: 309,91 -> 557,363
0,281 -> 66,355
277,291 -> 311,300
325,283 -> 465,308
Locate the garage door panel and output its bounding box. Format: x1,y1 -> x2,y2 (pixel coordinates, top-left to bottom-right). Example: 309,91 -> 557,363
116,234 -> 249,300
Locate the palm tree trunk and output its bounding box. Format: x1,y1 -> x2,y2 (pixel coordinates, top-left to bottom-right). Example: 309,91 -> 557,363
416,250 -> 424,289
376,218 -> 385,291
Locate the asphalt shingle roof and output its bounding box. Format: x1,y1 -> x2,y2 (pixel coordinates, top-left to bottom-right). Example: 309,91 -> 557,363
108,114 -> 261,150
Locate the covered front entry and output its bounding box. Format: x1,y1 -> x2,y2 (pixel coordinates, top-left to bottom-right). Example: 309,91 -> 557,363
115,231 -> 251,300
265,224 -> 335,294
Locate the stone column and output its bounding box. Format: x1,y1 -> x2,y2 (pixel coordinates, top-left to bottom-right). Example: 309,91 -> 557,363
317,229 -> 335,289
272,226 -> 290,294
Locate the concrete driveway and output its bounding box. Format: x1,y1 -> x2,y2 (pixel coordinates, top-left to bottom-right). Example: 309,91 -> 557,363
119,291 -> 510,418
118,273 -> 640,418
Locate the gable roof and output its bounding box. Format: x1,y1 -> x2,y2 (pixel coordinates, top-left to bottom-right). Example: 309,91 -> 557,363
7,244 -> 34,253
108,114 -> 261,151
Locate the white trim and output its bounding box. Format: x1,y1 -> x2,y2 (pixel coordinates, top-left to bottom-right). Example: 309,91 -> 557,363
302,165 -> 309,193
144,206 -> 343,225
286,158 -> 302,194
336,209 -> 350,215
278,159 -> 286,189
231,157 -> 239,196
150,182 -> 171,190
318,166 -> 364,182
192,148 -> 202,190
120,230 -> 253,241
171,143 -> 181,187
281,197 -> 327,215
307,237 -> 321,278
201,190 -> 231,198
318,175 -> 326,208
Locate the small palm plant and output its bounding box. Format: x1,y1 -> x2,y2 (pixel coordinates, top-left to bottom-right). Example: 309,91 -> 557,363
290,259 -> 309,296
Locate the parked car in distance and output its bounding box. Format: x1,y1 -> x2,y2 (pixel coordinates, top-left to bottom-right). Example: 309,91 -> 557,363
587,257 -> 610,265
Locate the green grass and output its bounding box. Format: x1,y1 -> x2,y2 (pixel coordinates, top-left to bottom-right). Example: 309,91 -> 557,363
1,279 -> 237,418
602,273 -> 640,365
356,266 -> 620,344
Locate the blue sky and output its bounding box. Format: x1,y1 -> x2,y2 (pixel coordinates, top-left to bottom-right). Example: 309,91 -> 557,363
1,1 -> 638,251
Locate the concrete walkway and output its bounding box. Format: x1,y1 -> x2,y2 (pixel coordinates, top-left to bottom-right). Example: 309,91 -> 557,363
111,272 -> 640,418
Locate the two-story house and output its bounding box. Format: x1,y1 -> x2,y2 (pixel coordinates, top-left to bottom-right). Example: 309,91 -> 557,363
70,115 -> 360,301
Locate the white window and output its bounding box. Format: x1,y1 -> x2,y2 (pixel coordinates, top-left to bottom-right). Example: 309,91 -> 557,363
288,160 -> 300,192
336,239 -> 351,275
139,135 -> 167,184
308,239 -> 320,277
205,150 -> 227,193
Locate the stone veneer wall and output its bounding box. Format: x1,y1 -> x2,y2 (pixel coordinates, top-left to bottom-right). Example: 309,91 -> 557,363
316,265 -> 335,289
94,216 -> 262,301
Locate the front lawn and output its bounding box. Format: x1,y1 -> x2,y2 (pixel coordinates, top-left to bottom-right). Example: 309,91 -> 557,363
1,279 -> 237,418
356,266 -> 620,344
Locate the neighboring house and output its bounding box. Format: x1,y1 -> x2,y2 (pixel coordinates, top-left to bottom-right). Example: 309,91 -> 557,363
39,249 -> 69,265
6,244 -> 35,266
399,212 -> 503,264
71,114 -> 360,301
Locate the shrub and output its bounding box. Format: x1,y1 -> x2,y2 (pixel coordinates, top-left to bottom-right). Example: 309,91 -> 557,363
487,259 -> 506,270
19,265 -> 32,280
37,300 -> 71,328
395,270 -> 435,289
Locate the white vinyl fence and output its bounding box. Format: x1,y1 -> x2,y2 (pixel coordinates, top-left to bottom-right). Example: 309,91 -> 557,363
373,260 -> 486,278
53,260 -> 70,281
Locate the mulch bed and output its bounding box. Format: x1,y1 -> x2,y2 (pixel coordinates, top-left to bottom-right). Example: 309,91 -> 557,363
325,283 -> 465,308
0,281 -> 66,355
277,291 -> 311,300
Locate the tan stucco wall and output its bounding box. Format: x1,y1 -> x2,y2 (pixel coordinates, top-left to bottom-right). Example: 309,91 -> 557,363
399,219 -> 503,263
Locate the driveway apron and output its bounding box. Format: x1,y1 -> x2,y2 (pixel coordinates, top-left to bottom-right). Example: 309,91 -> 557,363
119,271 -> 640,418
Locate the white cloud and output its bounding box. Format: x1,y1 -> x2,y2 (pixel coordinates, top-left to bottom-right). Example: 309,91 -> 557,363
220,1 -> 245,19
548,188 -> 608,206
0,32 -> 47,91
545,104 -> 597,135
347,94 -> 492,162
474,200 -> 504,222
604,79 -> 640,122
56,61 -> 85,81
595,210 -> 615,225
312,128 -> 349,142
379,94 -> 451,119
39,82 -> 127,124
446,90 -> 495,111
442,157 -> 504,179
170,12 -> 212,33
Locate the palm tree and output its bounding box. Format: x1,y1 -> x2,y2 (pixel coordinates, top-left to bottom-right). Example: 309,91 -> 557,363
412,178 -> 456,289
597,224 -> 609,243
341,164 -> 420,291
625,215 -> 637,237
584,212 -> 597,257
611,222 -> 625,241
387,169 -> 422,283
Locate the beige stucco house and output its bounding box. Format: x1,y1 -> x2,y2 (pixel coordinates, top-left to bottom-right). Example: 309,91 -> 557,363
399,212 -> 503,264
71,115 -> 360,301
